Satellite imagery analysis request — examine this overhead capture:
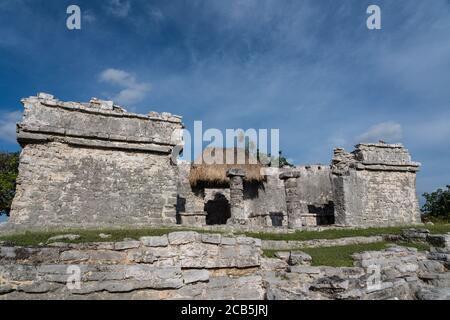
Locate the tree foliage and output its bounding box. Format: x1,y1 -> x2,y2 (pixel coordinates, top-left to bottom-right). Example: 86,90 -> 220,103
0,151 -> 19,216
421,185 -> 450,221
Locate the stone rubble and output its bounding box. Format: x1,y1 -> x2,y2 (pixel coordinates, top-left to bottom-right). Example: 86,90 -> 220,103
1,229 -> 449,300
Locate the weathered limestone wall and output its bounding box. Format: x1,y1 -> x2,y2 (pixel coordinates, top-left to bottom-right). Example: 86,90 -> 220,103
266,244 -> 450,300
331,143 -> 421,227
243,168 -> 288,228
1,231 -> 449,300
9,93 -> 183,231
176,162 -> 206,226
280,166 -> 334,228
0,232 -> 264,300
176,166 -> 287,228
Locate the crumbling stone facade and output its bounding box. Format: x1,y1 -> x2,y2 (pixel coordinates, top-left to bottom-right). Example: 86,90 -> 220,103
5,94 -> 422,231
176,164 -> 288,228
0,232 -> 264,299
1,230 -> 449,300
331,143 -> 422,227
9,93 -> 183,230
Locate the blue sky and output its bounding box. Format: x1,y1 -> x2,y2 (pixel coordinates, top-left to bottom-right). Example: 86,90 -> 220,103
1,0 -> 450,205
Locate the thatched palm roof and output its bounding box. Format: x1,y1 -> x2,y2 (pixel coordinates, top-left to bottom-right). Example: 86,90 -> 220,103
189,147 -> 264,186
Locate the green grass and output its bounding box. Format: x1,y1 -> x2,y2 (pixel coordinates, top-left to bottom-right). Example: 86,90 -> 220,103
1,223 -> 449,247
263,241 -> 431,267
0,227 -> 209,247
244,224 -> 450,241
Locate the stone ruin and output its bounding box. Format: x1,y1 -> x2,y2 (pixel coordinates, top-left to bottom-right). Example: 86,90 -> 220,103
5,93 -> 423,232
1,230 -> 450,299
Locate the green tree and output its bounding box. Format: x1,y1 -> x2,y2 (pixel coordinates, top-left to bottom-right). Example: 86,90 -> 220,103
0,151 -> 20,216
421,185 -> 450,221
256,149 -> 294,168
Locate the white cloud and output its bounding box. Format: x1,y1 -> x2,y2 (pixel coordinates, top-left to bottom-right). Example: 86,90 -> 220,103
357,121 -> 403,144
83,10 -> 96,23
149,8 -> 164,22
99,68 -> 151,106
105,0 -> 131,18
0,111 -> 22,143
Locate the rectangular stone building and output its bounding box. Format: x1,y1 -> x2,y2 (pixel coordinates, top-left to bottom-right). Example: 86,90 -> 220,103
5,93 -> 423,232
8,93 -> 183,230
330,143 -> 422,227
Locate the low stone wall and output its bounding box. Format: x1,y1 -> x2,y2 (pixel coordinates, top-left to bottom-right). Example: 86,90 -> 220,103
0,232 -> 264,300
262,235 -> 384,250
264,243 -> 450,300
1,231 -> 449,300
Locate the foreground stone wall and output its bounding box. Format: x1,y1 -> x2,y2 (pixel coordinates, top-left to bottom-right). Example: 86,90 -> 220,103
265,244 -> 449,300
0,232 -> 264,299
9,93 -> 183,231
331,143 -> 421,227
1,231 -> 449,300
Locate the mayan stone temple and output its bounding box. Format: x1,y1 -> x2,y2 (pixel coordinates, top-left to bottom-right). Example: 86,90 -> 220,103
3,93 -> 450,302
6,93 -> 422,232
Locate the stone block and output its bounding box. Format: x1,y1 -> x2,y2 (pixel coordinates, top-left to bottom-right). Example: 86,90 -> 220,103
221,237 -> 237,246
114,240 -> 141,250
274,251 -> 290,262
47,234 -> 81,243
427,234 -> 450,248
182,269 -> 209,284
289,251 -> 312,266
60,250 -> 90,262
168,232 -> 200,245
140,235 -> 169,247
201,233 -> 221,244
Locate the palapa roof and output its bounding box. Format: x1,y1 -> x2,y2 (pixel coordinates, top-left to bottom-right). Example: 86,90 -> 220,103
188,147 -> 264,186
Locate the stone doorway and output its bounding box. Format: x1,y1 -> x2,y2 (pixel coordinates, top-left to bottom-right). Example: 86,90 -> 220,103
205,193 -> 231,225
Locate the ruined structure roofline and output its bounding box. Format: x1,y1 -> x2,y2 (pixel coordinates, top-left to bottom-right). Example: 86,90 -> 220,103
16,93 -> 184,154
16,132 -> 174,154
353,163 -> 421,172
354,142 -> 405,149
21,93 -> 183,124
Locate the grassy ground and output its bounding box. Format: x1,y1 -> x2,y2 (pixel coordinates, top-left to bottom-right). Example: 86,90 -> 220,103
263,241 -> 431,267
1,224 -> 449,247
0,227 -> 204,247
244,224 -> 450,241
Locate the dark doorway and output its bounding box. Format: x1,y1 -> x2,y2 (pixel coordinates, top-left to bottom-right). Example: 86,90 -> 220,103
307,201 -> 335,225
269,212 -> 284,227
205,193 -> 231,225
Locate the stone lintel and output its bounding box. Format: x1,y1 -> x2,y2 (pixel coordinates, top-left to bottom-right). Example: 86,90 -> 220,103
226,168 -> 246,177
354,163 -> 421,172
22,93 -> 183,124
17,131 -> 172,154
279,170 -> 301,180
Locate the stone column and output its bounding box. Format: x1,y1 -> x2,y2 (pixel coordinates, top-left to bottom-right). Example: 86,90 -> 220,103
226,168 -> 246,225
280,171 -> 302,229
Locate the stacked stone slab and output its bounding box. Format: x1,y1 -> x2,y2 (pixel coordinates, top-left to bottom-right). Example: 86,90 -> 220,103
280,165 -> 334,228
4,93 -> 423,231
0,232 -> 264,300
176,165 -> 288,228
226,168 -> 246,225
331,143 -> 421,227
2,230 -> 450,300
8,93 -> 183,231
